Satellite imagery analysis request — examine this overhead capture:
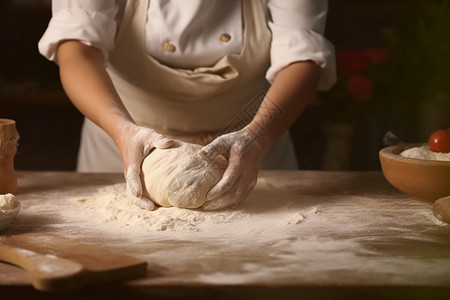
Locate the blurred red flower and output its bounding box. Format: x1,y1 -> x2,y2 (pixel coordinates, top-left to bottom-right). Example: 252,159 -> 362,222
336,47 -> 389,102
338,50 -> 369,76
346,75 -> 375,102
364,48 -> 390,65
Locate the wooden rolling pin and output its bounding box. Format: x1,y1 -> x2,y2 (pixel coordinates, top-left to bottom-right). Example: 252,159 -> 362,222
433,196 -> 450,223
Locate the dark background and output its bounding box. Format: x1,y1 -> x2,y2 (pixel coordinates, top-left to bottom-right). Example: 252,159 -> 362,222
1,0 -> 449,171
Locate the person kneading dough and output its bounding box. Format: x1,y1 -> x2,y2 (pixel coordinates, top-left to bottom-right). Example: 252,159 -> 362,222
38,0 -> 336,210
141,141 -> 227,209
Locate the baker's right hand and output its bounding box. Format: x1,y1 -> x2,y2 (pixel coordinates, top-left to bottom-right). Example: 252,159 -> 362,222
117,124 -> 173,210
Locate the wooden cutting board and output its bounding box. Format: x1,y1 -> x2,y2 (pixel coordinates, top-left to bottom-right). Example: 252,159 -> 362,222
0,232 -> 147,291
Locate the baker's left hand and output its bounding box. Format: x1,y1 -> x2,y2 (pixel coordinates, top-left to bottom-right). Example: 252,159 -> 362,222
198,128 -> 265,210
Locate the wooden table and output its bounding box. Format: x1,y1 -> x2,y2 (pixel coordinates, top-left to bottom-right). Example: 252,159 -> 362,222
1,171 -> 450,299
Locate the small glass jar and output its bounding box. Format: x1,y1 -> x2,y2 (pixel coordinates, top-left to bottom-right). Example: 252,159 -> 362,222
0,119 -> 19,194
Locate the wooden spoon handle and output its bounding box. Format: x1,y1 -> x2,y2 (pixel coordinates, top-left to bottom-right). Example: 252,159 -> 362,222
0,245 -> 85,291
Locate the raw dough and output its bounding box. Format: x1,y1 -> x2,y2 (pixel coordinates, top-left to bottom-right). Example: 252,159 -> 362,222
141,141 -> 227,208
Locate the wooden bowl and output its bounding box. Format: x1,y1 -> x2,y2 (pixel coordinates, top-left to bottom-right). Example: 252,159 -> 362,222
379,143 -> 450,202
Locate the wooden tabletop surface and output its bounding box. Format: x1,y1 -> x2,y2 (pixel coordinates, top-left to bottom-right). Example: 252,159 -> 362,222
1,171 -> 450,299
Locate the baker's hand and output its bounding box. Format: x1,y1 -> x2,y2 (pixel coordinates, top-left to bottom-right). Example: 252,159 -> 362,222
198,128 -> 265,210
119,124 -> 173,210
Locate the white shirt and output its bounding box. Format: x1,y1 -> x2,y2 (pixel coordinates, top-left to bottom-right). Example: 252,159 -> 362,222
38,0 -> 336,89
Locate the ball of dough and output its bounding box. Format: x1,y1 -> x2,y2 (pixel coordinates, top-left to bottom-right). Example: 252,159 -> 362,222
141,142 -> 227,209
433,196 -> 450,223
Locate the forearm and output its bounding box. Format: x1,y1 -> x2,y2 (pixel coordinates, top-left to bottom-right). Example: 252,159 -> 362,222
246,61 -> 321,151
57,40 -> 134,146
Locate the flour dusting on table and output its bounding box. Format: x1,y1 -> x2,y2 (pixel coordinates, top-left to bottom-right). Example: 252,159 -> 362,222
71,183 -> 248,232
7,172 -> 450,287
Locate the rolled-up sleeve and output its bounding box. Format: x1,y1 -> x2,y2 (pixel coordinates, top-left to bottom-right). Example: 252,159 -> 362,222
266,0 -> 336,90
38,0 -> 119,63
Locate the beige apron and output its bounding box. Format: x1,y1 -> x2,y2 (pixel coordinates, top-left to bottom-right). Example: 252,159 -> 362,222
77,0 -> 298,172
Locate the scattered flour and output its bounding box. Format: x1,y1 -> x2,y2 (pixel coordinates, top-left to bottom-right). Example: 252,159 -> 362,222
400,145 -> 450,161
286,212 -> 304,224
0,193 -> 19,213
71,183 -> 248,232
66,178 -> 311,234
286,207 -> 319,225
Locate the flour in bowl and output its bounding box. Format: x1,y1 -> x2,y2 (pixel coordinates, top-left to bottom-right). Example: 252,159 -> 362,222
0,193 -> 19,212
400,145 -> 450,161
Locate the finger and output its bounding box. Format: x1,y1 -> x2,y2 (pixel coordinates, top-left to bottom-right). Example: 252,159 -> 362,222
214,155 -> 228,170
126,165 -> 143,198
153,135 -> 173,149
126,168 -> 155,210
142,143 -> 154,157
202,193 -> 235,210
203,179 -> 255,210
198,137 -> 230,160
132,195 -> 155,211
207,173 -> 235,201
206,155 -> 239,200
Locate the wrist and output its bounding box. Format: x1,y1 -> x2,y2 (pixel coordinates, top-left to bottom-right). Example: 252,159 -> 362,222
241,124 -> 272,155
113,121 -> 138,150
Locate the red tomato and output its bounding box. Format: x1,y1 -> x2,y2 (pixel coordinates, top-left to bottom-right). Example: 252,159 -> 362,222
428,129 -> 450,153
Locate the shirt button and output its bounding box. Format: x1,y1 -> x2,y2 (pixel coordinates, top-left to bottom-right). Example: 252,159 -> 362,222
219,33 -> 231,43
164,42 -> 176,52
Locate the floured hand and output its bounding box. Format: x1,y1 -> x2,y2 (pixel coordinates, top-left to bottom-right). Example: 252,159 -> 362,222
118,124 -> 173,210
198,128 -> 264,210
